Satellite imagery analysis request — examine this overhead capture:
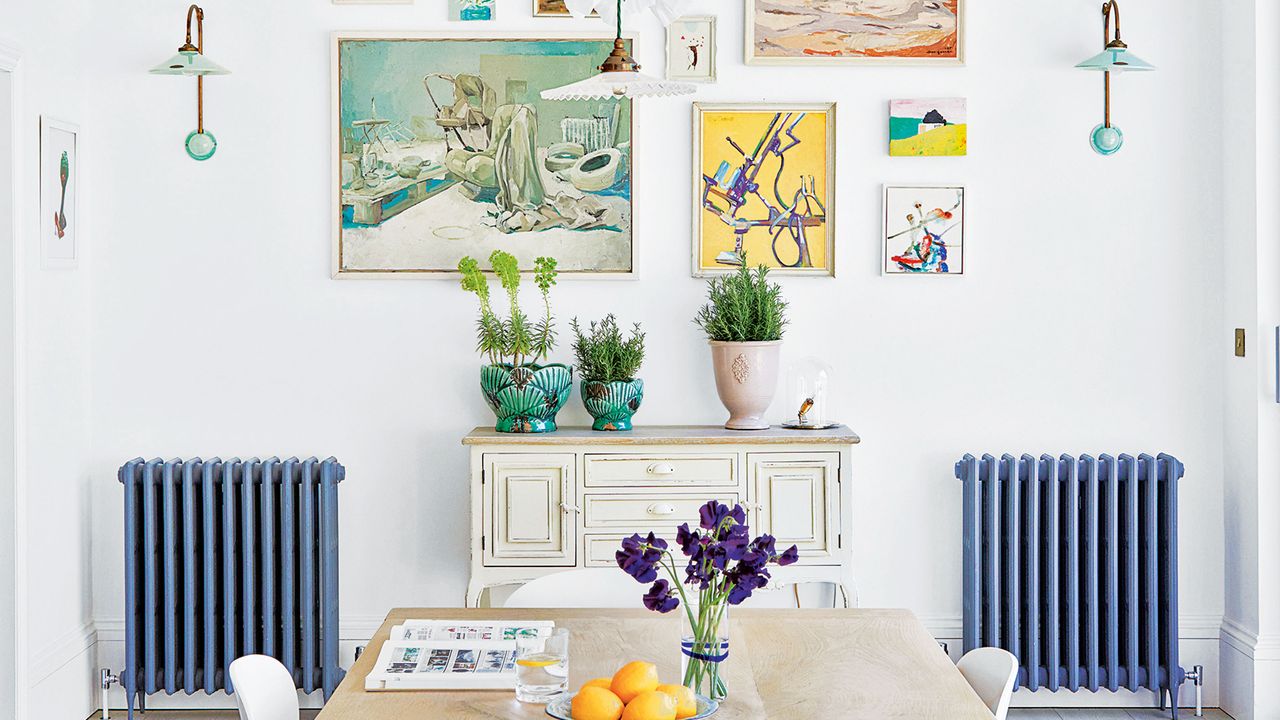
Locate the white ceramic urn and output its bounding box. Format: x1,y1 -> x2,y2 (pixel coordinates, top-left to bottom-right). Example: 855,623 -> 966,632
708,340 -> 781,430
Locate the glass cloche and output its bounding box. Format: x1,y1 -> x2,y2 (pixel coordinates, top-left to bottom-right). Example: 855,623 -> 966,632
781,357 -> 838,430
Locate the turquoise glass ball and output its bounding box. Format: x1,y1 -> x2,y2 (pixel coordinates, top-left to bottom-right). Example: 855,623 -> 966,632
185,130 -> 218,161
1090,124 -> 1123,156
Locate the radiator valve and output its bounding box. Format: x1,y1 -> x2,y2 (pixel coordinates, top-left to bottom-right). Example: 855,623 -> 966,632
1185,664 -> 1204,717
99,669 -> 119,720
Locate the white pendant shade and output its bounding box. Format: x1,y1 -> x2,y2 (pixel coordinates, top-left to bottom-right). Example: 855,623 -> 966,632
563,0 -> 600,17
648,0 -> 687,26
540,70 -> 694,100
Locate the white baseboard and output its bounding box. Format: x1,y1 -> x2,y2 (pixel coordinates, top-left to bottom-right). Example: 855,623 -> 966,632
30,620 -> 96,687
28,623 -> 97,720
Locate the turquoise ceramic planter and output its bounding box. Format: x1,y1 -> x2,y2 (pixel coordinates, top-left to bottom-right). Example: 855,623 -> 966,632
480,363 -> 573,433
581,378 -> 644,431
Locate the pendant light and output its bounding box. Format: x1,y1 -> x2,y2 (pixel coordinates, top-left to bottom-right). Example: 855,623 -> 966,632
541,0 -> 695,100
1075,1 -> 1153,155
150,4 -> 231,161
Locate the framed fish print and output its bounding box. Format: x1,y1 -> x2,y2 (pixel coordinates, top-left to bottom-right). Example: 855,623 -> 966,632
746,0 -> 964,66
40,116 -> 79,269
333,32 -> 635,278
667,16 -> 716,83
692,103 -> 836,277
882,185 -> 965,276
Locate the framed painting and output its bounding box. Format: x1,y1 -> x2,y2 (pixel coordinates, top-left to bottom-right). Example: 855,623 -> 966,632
40,116 -> 78,269
534,0 -> 596,16
746,0 -> 964,66
890,98 -> 966,156
449,0 -> 495,20
332,33 -> 635,278
692,103 -> 835,277
667,16 -> 716,82
882,185 -> 965,276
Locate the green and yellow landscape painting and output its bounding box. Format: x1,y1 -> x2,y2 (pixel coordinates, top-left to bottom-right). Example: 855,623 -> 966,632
889,98 -> 967,157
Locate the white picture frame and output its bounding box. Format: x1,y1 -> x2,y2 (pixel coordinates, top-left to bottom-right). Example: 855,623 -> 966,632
666,16 -> 717,83
745,0 -> 965,66
39,116 -> 78,269
882,184 -> 965,276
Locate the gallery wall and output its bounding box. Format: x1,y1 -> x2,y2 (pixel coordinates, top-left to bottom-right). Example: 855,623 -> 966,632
84,0 -> 1225,710
0,0 -> 98,717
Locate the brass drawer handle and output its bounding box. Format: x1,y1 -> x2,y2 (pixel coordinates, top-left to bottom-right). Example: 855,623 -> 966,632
647,463 -> 676,476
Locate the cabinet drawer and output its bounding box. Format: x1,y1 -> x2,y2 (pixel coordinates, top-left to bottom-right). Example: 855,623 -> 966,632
583,493 -> 739,528
584,454 -> 737,488
583,530 -> 682,567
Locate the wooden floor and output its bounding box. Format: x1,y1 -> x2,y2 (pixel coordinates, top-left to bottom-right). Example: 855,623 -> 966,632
93,709 -> 1231,719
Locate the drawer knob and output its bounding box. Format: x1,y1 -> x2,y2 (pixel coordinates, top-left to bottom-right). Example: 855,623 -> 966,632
647,463 -> 676,476
560,502 -> 582,514
647,503 -> 677,516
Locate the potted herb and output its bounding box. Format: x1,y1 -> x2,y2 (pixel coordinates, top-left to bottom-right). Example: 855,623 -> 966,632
458,251 -> 572,433
694,262 -> 788,430
572,314 -> 646,431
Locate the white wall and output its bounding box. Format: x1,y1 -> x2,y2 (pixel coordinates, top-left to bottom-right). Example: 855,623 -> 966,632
87,0 -> 1225,710
0,1 -> 97,718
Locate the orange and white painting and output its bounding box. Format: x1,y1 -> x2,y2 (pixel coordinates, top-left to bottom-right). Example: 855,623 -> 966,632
747,0 -> 963,65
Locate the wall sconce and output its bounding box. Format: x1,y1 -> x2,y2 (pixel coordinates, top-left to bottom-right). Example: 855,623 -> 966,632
149,4 -> 230,161
1075,1 -> 1153,155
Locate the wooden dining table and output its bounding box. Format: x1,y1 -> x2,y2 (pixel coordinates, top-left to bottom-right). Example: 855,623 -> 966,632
317,608 -> 993,720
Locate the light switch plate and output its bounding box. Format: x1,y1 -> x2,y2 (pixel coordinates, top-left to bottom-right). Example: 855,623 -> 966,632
1236,328 -> 1247,357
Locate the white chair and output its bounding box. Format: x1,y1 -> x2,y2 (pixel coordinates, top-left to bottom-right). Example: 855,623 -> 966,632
739,578 -> 854,609
229,654 -> 300,720
955,647 -> 1018,720
504,568 -> 643,608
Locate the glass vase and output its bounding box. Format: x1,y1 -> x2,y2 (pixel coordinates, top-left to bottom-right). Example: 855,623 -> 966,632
680,600 -> 729,701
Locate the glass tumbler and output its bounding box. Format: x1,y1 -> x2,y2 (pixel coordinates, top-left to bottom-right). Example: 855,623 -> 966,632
514,627 -> 569,703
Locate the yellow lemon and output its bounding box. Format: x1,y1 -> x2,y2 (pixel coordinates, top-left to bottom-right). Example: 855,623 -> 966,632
571,685 -> 624,720
621,690 -> 677,720
610,661 -> 660,704
582,677 -> 614,691
655,684 -> 698,719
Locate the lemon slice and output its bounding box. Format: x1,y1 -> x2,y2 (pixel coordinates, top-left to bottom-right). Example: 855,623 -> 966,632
515,658 -> 560,668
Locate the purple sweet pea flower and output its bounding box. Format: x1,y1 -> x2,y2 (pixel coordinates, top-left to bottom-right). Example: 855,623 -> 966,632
615,532 -> 665,584
721,524 -> 751,561
643,578 -> 680,613
698,500 -> 729,531
777,544 -> 800,566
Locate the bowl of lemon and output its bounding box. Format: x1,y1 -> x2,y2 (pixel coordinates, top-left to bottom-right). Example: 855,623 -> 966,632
545,661 -> 718,720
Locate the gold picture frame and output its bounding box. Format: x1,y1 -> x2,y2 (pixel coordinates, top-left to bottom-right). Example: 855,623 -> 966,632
745,0 -> 964,66
692,102 -> 836,277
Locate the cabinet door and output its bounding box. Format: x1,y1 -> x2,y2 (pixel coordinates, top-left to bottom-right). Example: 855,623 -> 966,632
486,454 -> 575,566
750,453 -> 838,563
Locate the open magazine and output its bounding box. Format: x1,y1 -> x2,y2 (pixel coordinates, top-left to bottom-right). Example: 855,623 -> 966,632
365,619 -> 556,690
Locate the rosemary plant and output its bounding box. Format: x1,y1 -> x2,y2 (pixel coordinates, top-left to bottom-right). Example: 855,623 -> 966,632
571,315 -> 646,383
693,261 -> 788,342
458,251 -> 559,366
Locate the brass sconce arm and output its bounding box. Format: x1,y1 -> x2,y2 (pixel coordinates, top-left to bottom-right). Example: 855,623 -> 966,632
180,4 -> 205,54
1102,1 -> 1126,49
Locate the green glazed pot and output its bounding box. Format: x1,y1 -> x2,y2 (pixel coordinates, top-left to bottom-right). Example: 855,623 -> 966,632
581,378 -> 644,431
480,363 -> 573,433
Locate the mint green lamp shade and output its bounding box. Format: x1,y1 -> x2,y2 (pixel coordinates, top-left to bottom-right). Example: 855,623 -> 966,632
1076,47 -> 1155,72
185,130 -> 217,161
150,49 -> 230,77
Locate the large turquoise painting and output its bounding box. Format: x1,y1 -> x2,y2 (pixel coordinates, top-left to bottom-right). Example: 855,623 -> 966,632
333,34 -> 634,277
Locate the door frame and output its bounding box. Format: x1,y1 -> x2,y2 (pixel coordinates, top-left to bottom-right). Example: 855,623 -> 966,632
0,38 -> 28,720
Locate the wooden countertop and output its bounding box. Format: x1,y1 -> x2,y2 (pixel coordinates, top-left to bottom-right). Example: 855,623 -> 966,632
462,425 -> 861,446
317,607 -> 989,720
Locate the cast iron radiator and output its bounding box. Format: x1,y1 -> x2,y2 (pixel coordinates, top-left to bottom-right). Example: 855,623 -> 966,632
119,457 -> 345,714
956,453 -> 1186,716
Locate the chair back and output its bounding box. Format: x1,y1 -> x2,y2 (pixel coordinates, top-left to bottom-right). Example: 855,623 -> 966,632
229,654 -> 300,720
956,647 -> 1018,720
738,579 -> 853,609
504,568 -> 641,608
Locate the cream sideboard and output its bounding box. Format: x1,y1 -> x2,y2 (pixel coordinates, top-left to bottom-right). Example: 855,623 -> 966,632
463,425 -> 860,608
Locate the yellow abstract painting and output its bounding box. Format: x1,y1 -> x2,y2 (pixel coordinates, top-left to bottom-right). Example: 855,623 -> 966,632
693,104 -> 835,276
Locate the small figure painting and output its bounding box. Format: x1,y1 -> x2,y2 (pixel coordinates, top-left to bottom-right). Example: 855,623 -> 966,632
40,117 -> 78,268
449,0 -> 495,20
748,0 -> 963,65
883,185 -> 964,275
667,17 -> 716,82
890,98 -> 967,156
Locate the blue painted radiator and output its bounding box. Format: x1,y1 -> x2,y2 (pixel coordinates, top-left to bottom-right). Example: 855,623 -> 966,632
956,453 -> 1185,715
119,457 -> 345,714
